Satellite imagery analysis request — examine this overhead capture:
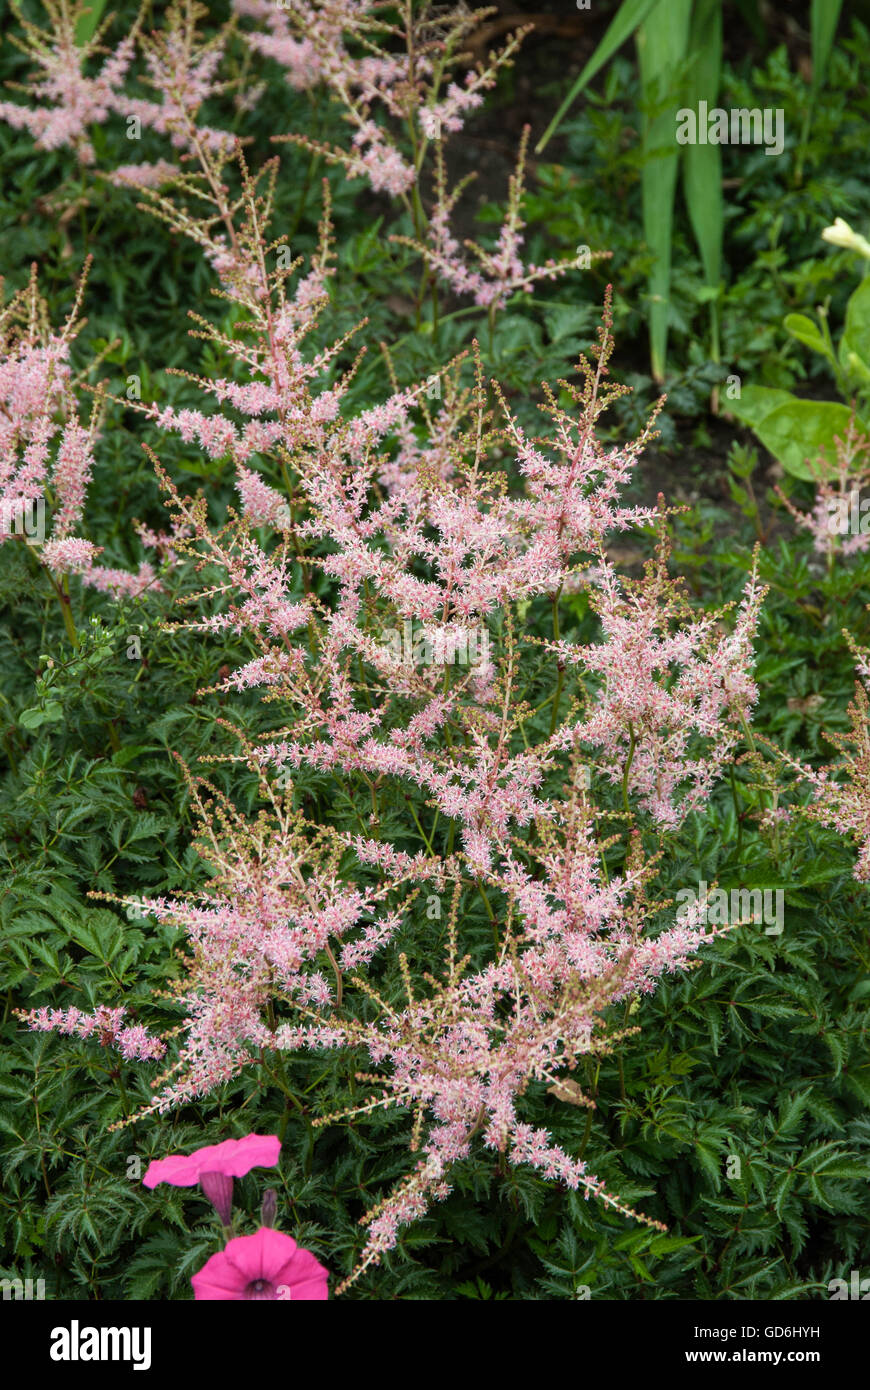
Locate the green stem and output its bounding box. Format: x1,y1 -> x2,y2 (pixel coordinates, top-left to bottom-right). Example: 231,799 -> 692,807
56,574 -> 79,648
621,723 -> 636,818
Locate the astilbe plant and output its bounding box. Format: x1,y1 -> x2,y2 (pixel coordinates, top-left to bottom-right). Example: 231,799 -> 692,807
775,416 -> 870,566
0,0 -> 139,164
238,0 -> 527,197
1,2 -> 589,350
15,134 -> 774,1291
772,634 -> 870,883
0,0 -> 249,186
0,261 -> 161,632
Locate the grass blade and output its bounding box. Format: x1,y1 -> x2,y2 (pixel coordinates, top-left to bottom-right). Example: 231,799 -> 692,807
795,0 -> 845,181
810,0 -> 845,97
636,0 -> 692,381
682,0 -> 723,366
535,0 -> 663,154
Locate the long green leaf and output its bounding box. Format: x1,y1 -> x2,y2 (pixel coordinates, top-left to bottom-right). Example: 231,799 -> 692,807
535,0 -> 663,154
796,0 -> 844,180
810,0 -> 844,98
636,0 -> 692,381
682,0 -> 723,363
75,0 -> 108,47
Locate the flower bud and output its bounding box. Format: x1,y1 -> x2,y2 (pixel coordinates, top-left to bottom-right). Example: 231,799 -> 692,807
821,217 -> 870,258
261,1187 -> 278,1227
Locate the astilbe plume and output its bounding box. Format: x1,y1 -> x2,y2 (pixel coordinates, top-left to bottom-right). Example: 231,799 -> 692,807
0,0 -> 138,163
775,416 -> 870,562
243,0 -> 527,199
111,0 -> 245,188
16,1004 -> 165,1061
8,150 -> 770,1289
396,128 -> 605,313
775,636 -> 870,882
0,1 -> 250,186
0,262 -> 158,599
252,1 -> 588,312
548,531 -> 766,829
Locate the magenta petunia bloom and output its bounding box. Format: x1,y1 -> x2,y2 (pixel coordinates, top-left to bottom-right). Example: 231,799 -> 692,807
143,1134 -> 281,1188
191,1227 -> 329,1301
143,1134 -> 281,1226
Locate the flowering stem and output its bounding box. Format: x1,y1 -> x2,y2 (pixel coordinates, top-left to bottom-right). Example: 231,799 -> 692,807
111,1067 -> 131,1117
324,943 -> 343,1008
729,763 -> 744,857
549,589 -> 564,736
473,879 -> 499,952
621,723 -> 636,818
404,792 -> 436,856
737,709 -> 771,818
53,572 -> 79,648
576,1061 -> 601,1161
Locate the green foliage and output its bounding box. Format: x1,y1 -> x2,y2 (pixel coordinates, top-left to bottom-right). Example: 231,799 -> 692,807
0,0 -> 867,1303
730,270 -> 870,479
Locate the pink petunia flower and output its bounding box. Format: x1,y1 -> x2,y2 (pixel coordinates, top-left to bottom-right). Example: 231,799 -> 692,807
143,1133 -> 280,1225
191,1227 -> 329,1301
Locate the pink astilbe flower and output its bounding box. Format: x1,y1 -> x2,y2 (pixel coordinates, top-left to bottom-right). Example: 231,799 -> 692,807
419,74 -> 487,139
0,3 -> 136,163
51,417 -> 97,538
122,2 -> 241,158
776,416 -> 870,562
0,267 -> 78,528
559,537 -> 766,828
17,1005 -> 166,1061
106,160 -> 179,190
263,2 -> 528,200
0,263 -> 164,598
40,537 -> 101,572
396,130 -> 600,313
236,466 -> 291,527
78,559 -> 160,598
191,1227 -> 329,1301
0,2 -> 255,178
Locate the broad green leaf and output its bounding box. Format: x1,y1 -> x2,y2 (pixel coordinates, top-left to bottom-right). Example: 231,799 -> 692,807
20,701 -> 64,730
745,399 -> 862,481
784,313 -> 833,360
535,0 -> 664,153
